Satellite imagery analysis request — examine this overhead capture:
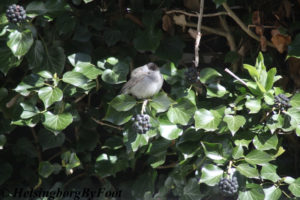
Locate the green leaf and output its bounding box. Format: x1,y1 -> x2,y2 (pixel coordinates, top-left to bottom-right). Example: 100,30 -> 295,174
199,164 -> 223,186
265,68 -> 277,91
39,45 -> 65,75
238,185 -> 265,200
38,161 -> 54,178
42,111 -> 73,132
167,98 -> 196,125
245,98 -> 261,114
150,92 -> 173,113
261,163 -> 280,182
103,105 -> 133,125
133,29 -> 162,52
263,186 -> 281,200
201,142 -> 225,162
0,47 -> 22,75
194,109 -> 222,131
15,74 -> 45,96
38,129 -> 65,149
74,62 -> 102,80
199,68 -> 222,84
183,178 -> 202,200
232,145 -> 244,159
223,115 -> 246,136
206,83 -> 227,98
7,29 -> 33,57
290,93 -> 300,107
27,40 -> 44,69
68,52 -> 91,67
131,134 -> 149,152
110,94 -> 136,112
38,87 -> 63,109
288,178 -> 300,197
0,162 -> 13,185
20,102 -> 40,119
61,151 -> 81,171
26,1 -> 47,15
244,64 -> 259,81
62,71 -> 89,87
0,134 -> 7,150
236,163 -> 259,178
103,29 -> 122,46
245,150 -> 273,165
253,132 -> 278,151
158,118 -> 183,140
156,36 -> 185,64
101,61 -> 129,84
287,34 -> 300,59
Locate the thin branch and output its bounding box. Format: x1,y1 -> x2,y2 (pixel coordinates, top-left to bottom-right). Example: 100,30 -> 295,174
248,24 -> 277,29
186,23 -> 228,37
165,10 -> 228,18
222,2 -> 275,48
31,128 -> 42,162
194,0 -> 204,67
6,94 -> 20,108
224,68 -> 248,87
91,117 -> 123,131
63,172 -> 87,188
157,162 -> 177,169
74,94 -> 87,103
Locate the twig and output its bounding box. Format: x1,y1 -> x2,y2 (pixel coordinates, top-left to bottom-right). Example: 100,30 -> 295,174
91,117 -> 123,131
224,68 -> 248,87
74,94 -> 87,103
194,0 -> 204,67
63,172 -> 87,188
157,162 -> 177,169
222,2 -> 275,48
165,10 -> 228,18
141,99 -> 148,114
248,24 -> 277,29
31,128 -> 42,162
186,23 -> 228,37
48,150 -> 65,161
6,94 -> 20,108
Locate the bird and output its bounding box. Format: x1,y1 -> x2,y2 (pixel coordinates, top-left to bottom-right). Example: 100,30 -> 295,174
121,62 -> 164,99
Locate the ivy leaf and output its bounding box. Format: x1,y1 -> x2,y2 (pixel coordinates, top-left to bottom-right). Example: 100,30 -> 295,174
61,151 -> 81,172
288,178 -> 300,197
223,115 -> 246,136
42,111 -> 73,132
232,145 -> 244,159
261,164 -> 280,182
131,134 -> 149,152
68,52 -> 91,67
15,74 -> 45,96
133,29 -> 162,52
238,185 -> 265,200
156,36 -> 185,64
38,129 -> 65,149
158,118 -> 183,140
245,150 -> 273,165
194,109 -> 222,131
110,94 -> 136,112
201,142 -> 225,162
290,93 -> 300,107
103,29 -> 122,46
62,71 -> 89,87
0,47 -> 22,75
167,98 -> 196,125
253,132 -> 278,151
38,87 -> 63,109
103,105 -> 133,125
199,68 -> 222,84
245,98 -> 261,114
20,102 -> 40,119
38,161 -> 54,178
27,40 -> 44,70
74,62 -> 102,80
263,186 -> 282,200
101,60 -> 129,84
150,92 -> 173,113
236,163 -> 259,178
7,29 -> 33,57
183,178 -> 202,199
206,83 -> 227,98
265,68 -> 277,91
199,164 -> 223,186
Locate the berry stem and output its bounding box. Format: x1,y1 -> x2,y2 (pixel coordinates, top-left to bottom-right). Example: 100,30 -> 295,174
141,99 -> 148,114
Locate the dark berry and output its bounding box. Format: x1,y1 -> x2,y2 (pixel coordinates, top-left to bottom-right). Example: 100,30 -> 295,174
274,94 -> 291,110
218,177 -> 238,196
132,114 -> 151,134
6,4 -> 26,24
185,67 -> 199,84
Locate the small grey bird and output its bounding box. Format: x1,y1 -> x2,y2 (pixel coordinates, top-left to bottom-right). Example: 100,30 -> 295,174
121,62 -> 163,99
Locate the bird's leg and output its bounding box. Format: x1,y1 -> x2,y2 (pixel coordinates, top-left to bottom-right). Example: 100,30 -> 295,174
141,99 -> 148,114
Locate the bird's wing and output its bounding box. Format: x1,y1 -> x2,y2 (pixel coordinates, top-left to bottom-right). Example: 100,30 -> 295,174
121,75 -> 147,94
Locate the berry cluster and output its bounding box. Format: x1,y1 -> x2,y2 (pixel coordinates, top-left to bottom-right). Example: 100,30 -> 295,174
218,177 -> 238,196
185,67 -> 199,84
274,94 -> 291,109
132,114 -> 151,134
6,4 -> 26,24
